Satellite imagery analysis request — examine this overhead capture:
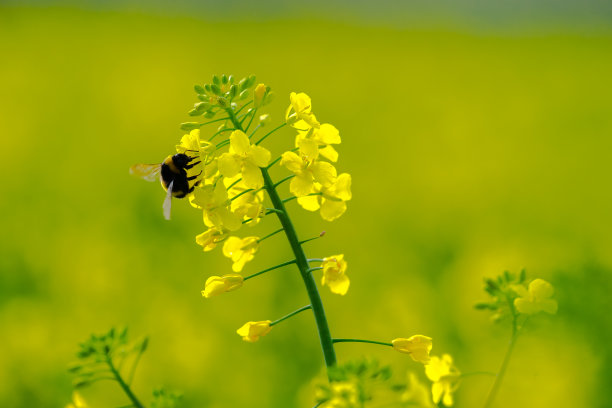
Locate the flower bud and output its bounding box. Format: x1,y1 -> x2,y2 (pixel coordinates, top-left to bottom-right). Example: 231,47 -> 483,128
245,74 -> 256,88
239,90 -> 249,100
258,114 -> 271,126
221,74 -> 228,84
392,335 -> 432,364
210,84 -> 221,95
236,320 -> 272,342
228,74 -> 234,84
212,75 -> 221,85
194,85 -> 205,94
202,274 -> 244,298
216,96 -> 228,107
180,122 -> 201,131
229,84 -> 238,99
253,83 -> 266,107
203,110 -> 215,118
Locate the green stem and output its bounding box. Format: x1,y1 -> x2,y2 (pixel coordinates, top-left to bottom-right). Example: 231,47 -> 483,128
270,305 -> 312,326
258,227 -> 284,243
256,122 -> 287,145
307,266 -> 323,273
225,107 -> 337,371
300,234 -> 325,245
483,325 -> 520,408
244,107 -> 258,131
332,338 -> 393,347
106,356 -> 144,408
274,175 -> 295,188
208,127 -> 235,141
244,259 -> 297,281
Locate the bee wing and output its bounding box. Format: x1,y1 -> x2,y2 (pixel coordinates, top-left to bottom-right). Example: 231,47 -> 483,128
129,163 -> 161,182
163,180 -> 174,220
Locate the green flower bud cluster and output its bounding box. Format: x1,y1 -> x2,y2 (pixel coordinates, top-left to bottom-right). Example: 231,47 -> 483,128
189,74 -> 257,118
475,270 -> 527,322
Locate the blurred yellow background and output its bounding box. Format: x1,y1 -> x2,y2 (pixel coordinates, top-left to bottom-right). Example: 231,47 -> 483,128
1,3 -> 611,407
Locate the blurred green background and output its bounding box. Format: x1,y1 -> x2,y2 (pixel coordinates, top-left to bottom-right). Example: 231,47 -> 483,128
1,2 -> 611,407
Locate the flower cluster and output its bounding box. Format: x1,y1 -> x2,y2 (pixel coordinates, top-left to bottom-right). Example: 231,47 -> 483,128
281,92 -> 352,221
475,270 -> 558,322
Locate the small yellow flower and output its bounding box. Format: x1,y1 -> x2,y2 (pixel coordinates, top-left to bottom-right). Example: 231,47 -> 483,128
295,123 -> 342,162
513,278 -> 558,315
425,354 -> 461,407
253,83 -> 267,107
217,130 -> 271,189
190,183 -> 241,231
285,92 -> 320,128
222,236 -> 259,272
225,176 -> 265,224
280,151 -> 337,197
195,227 -> 227,252
237,320 -> 272,342
297,173 -> 352,221
66,392 -> 88,408
320,381 -> 360,408
321,254 -> 349,295
202,274 -> 244,298
392,335 -> 433,364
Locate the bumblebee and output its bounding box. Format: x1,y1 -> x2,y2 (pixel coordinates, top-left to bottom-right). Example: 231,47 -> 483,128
130,152 -> 202,220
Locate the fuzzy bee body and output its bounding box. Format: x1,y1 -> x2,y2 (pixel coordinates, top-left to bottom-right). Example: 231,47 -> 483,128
130,152 -> 202,219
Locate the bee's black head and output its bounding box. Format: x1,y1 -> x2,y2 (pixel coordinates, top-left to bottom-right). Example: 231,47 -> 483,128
172,153 -> 193,168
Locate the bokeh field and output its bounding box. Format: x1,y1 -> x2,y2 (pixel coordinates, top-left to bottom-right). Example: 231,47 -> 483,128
1,4 -> 611,407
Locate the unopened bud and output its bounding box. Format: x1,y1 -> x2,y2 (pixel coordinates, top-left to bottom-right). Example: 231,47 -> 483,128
204,110 -> 215,118
229,84 -> 238,98
258,113 -> 271,126
228,74 -> 234,84
253,83 -> 266,107
210,84 -> 221,95
239,89 -> 249,100
221,74 -> 228,84
212,75 -> 221,85
216,96 -> 228,107
194,85 -> 205,94
180,122 -> 201,131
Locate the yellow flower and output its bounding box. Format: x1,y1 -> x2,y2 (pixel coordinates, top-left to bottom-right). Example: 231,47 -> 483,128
425,354 -> 461,407
217,130 -> 271,189
402,372 -> 435,407
297,173 -> 352,221
222,236 -> 259,272
280,151 -> 337,197
253,83 -> 267,107
195,227 -> 227,252
295,123 -> 342,162
321,254 -> 349,295
237,320 -> 272,342
190,183 -> 241,231
320,381 -> 360,408
66,392 -> 88,408
225,176 -> 265,224
392,335 -> 433,364
285,92 -> 320,128
202,274 -> 244,298
513,278 -> 558,315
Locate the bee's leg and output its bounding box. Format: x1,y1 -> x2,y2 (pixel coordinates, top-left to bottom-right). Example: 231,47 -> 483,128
187,185 -> 196,194
184,161 -> 201,169
186,170 -> 203,181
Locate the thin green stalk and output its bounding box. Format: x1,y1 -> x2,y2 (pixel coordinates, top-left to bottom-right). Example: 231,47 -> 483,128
256,122 -> 287,145
208,127 -> 235,141
307,266 -> 323,273
274,174 -> 295,188
244,259 -> 297,281
483,314 -> 521,408
300,234 -> 325,245
270,305 -> 312,327
106,356 -> 144,408
258,227 -> 285,243
244,107 -> 258,130
333,338 -> 393,347
229,188 -> 254,201
225,107 -> 337,370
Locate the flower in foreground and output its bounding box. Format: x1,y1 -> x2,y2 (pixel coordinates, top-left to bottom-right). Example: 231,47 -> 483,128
202,274 -> 244,298
298,173 -> 352,221
392,335 -> 433,364
217,130 -> 271,189
280,150 -> 337,197
195,227 -> 227,252
223,236 -> 259,272
190,183 -> 241,231
321,254 -> 349,295
513,278 -> 558,315
237,320 -> 272,342
285,92 -> 320,128
425,354 -> 461,407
